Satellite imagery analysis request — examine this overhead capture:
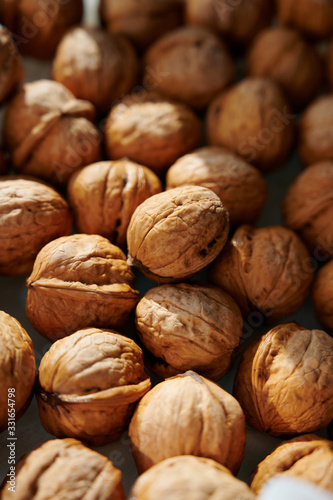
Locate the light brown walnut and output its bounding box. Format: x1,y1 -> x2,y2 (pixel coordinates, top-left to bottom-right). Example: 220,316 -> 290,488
276,0 -> 333,39
312,260 -> 333,334
0,25 -> 24,104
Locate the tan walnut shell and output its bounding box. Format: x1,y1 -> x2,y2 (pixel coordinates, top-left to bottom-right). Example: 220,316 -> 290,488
25,234 -> 140,341
0,311 -> 36,432
68,160 -> 162,249
36,328 -> 151,446
2,79 -> 101,186
135,283 -> 243,380
250,434 -> 333,495
0,25 -> 24,104
233,322 -> 333,436
209,225 -> 313,322
0,177 -> 72,276
166,146 -> 268,227
129,370 -> 246,474
0,438 -> 125,500
312,259 -> 333,334
130,455 -> 256,500
276,0 -> 333,39
127,185 -> 230,283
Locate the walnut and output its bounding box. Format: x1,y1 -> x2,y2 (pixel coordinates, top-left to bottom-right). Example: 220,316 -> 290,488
312,260 -> 333,334
234,322 -> 333,436
166,146 -> 268,227
0,438 -> 125,500
209,225 -> 313,322
68,160 -> 162,249
135,283 -> 243,380
0,311 -> 36,432
127,185 -> 230,283
129,371 -> 246,474
52,27 -> 138,115
105,92 -> 202,176
0,25 -> 24,104
36,328 -> 151,445
143,27 -> 235,110
0,177 -> 72,276
2,80 -> 101,186
130,455 -> 256,500
250,434 -> 333,495
25,234 -> 140,341
206,78 -> 295,172
276,0 -> 333,39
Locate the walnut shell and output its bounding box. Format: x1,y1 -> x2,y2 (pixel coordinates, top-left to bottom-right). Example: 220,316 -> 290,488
68,160 -> 162,249
0,25 -> 24,104
52,27 -> 138,115
250,434 -> 333,495
130,455 -> 256,500
209,225 -> 313,322
234,322 -> 333,436
25,234 -> 140,340
105,92 -> 202,176
127,185 -> 230,283
2,80 -> 101,186
0,311 -> 36,432
143,27 -> 235,110
206,78 -> 295,172
166,146 -> 268,227
0,177 -> 72,276
0,438 -> 125,500
135,283 -> 243,380
276,0 -> 333,39
312,260 -> 333,333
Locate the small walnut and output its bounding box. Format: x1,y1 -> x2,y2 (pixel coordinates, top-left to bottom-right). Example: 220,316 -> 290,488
2,80 -> 101,186
26,234 -> 140,340
0,311 -> 36,432
130,455 -> 256,500
135,283 -> 243,380
68,160 -> 162,249
312,259 -> 333,334
143,27 -> 235,110
250,434 -> 333,495
129,371 -> 246,474
276,0 -> 333,39
209,225 -> 313,322
0,25 -> 24,104
127,185 -> 230,283
234,322 -> 333,436
166,146 -> 268,227
206,78 -> 295,172
0,438 -> 125,500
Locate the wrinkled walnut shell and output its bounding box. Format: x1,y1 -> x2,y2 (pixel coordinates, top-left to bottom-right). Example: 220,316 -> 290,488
312,260 -> 333,334
276,0 -> 333,39
0,25 -> 24,104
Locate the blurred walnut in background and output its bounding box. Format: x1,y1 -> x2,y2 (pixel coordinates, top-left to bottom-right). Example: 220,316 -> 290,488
0,25 -> 24,105
276,0 -> 333,39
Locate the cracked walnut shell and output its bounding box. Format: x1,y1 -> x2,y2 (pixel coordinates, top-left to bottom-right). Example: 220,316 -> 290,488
0,25 -> 24,104
312,259 -> 333,334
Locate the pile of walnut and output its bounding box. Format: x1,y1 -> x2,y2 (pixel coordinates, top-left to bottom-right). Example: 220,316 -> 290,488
0,0 -> 333,498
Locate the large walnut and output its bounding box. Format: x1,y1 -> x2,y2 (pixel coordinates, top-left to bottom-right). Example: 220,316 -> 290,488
2,80 -> 101,186
312,260 -> 333,333
0,25 -> 24,104
276,0 -> 333,39
0,177 -> 72,276
26,234 -> 139,340
68,160 -> 162,249
135,283 -> 243,380
234,322 -> 333,436
129,371 -> 246,474
209,225 -> 313,322
0,438 -> 125,500
166,146 -> 268,227
127,185 -> 230,283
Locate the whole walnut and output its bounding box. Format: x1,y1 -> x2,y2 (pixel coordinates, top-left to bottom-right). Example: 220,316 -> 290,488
276,0 -> 333,39
206,78 -> 295,172
0,177 -> 72,276
0,438 -> 125,500
209,225 -> 313,321
68,160 -> 162,249
2,80 -> 101,186
26,234 -> 140,340
0,25 -> 24,104
166,146 -> 268,227
36,328 -> 151,445
283,161 -> 333,258
0,0 -> 83,59
130,455 -> 256,500
129,371 -> 246,474
250,434 -> 333,495
105,92 -> 202,176
52,27 -> 138,115
246,27 -> 322,110
312,260 -> 333,333
234,322 -> 333,436
135,283 -> 243,380
0,311 -> 36,432
127,185 -> 230,283
143,27 -> 235,110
